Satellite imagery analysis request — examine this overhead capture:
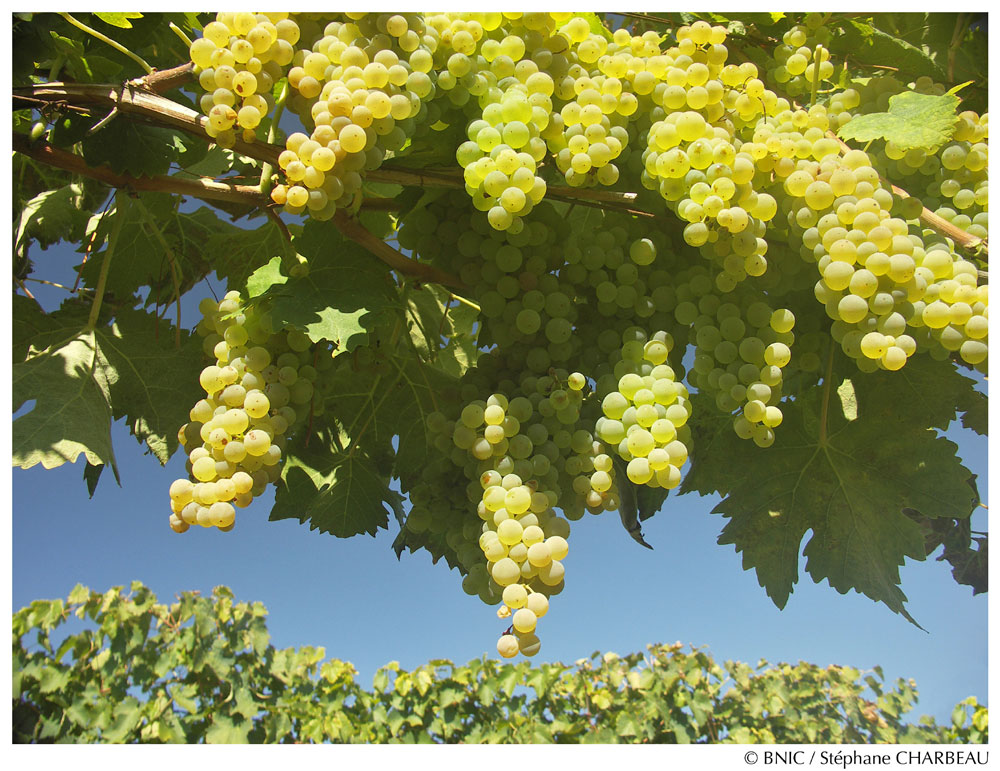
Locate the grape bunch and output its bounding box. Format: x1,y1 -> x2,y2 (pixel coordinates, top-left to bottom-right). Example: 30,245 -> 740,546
451,391 -> 576,659
168,12 -> 989,662
189,12 -> 299,146
684,285 -> 795,447
267,13 -> 436,220
765,14 -> 835,99
757,108 -> 989,372
167,291 -> 326,533
595,329 -> 692,487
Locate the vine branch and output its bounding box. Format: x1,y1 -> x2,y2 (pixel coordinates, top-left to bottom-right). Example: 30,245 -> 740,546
332,211 -> 468,291
14,79 -> 984,257
12,133 -> 267,207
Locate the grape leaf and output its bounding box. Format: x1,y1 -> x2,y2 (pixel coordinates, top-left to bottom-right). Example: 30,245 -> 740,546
93,12 -> 143,29
84,461 -> 104,497
838,90 -> 960,151
180,145 -> 237,177
204,715 -> 250,744
187,209 -> 287,291
13,330 -> 119,476
251,221 -> 400,350
246,257 -> 287,298
13,294 -> 70,363
96,307 -> 203,463
637,485 -> 670,523
14,184 -> 92,258
78,199 -> 243,308
403,283 -> 479,379
13,306 -> 197,475
81,120 -> 186,178
581,12 -> 613,41
888,355 -> 987,434
949,536 -> 988,595
683,357 -> 978,624
832,19 -> 946,81
77,194 -> 178,301
272,427 -> 403,537
386,352 -> 459,482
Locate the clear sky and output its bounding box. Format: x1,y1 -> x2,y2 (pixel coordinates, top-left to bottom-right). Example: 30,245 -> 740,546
11,236 -> 989,726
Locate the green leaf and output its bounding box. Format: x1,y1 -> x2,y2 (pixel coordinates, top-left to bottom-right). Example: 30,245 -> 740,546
362,181 -> 404,199
637,484 -> 670,523
252,221 -> 399,350
838,90 -> 961,150
170,683 -> 199,713
13,304 -> 197,474
837,379 -> 858,421
687,356 -> 978,623
13,329 -> 119,475
95,307 -> 204,463
68,584 -> 91,604
888,355 -> 987,435
403,284 -> 479,379
197,210 -> 289,291
205,715 -> 250,744
14,184 -> 92,257
37,665 -> 71,694
13,294 -> 67,363
231,687 -> 259,720
359,209 -> 394,240
272,430 -> 404,537
181,145 -> 237,177
81,120 -> 187,178
94,12 -> 143,29
101,697 -> 142,742
833,20 -> 946,82
580,12 -> 613,41
84,461 -> 104,497
246,256 -> 287,299
78,195 -> 230,307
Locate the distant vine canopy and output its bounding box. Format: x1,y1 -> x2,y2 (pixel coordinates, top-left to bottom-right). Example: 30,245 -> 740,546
12,11 -> 988,660
10,583 -> 991,743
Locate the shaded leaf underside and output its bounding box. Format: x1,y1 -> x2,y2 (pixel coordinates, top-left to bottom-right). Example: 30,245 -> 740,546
683,353 -> 979,624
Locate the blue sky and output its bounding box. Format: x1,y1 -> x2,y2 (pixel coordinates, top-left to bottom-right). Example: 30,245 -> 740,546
11,236 -> 989,726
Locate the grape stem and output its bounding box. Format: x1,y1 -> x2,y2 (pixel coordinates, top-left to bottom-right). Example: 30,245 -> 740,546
58,13 -> 153,75
13,276 -> 40,307
259,81 -> 290,198
134,198 -> 183,347
332,211 -> 469,291
947,14 -> 971,83
85,192 -> 126,333
167,21 -> 193,49
449,293 -> 481,312
24,277 -> 91,294
818,341 -> 835,447
809,45 -> 823,109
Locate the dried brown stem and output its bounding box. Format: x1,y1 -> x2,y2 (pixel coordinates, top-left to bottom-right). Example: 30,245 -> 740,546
13,81 -> 280,167
12,133 -> 268,207
134,62 -> 196,94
